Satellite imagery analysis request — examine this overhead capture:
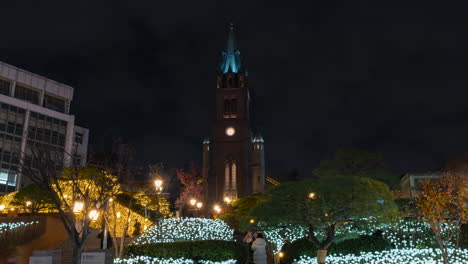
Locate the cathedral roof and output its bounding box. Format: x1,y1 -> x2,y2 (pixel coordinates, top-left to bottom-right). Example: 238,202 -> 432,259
252,134 -> 264,143
219,23 -> 243,74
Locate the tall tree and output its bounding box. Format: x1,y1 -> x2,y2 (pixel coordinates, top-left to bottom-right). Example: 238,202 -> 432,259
416,172 -> 468,264
175,163 -> 203,215
20,144 -> 120,264
11,183 -> 54,214
313,146 -> 398,186
248,177 -> 397,264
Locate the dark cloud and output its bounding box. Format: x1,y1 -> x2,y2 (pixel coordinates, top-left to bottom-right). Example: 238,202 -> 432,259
1,0 -> 468,177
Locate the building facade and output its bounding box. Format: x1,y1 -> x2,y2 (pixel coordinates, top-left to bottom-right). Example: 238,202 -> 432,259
202,26 -> 265,204
400,172 -> 441,198
0,62 -> 89,194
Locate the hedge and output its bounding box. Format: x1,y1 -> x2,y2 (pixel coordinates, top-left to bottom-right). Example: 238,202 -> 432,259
281,235 -> 391,263
125,240 -> 247,263
461,224 -> 468,249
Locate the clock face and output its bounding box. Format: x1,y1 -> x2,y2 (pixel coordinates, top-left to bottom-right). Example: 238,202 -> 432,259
225,127 -> 236,136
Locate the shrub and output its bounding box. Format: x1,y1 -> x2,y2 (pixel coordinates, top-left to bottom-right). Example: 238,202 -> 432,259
330,235 -> 390,255
461,224 -> 468,249
133,217 -> 234,244
281,235 -> 390,263
124,240 -> 247,263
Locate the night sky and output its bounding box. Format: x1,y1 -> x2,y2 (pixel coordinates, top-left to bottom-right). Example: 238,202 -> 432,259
1,1 -> 468,178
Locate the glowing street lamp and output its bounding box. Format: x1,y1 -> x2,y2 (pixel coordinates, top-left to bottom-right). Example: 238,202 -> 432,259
26,201 -> 32,207
73,201 -> 84,213
154,179 -> 163,193
89,209 -> 99,221
196,202 -> 203,209
308,192 -> 316,199
213,205 -> 221,214
0,204 -> 5,211
249,219 -> 255,224
190,199 -> 197,206
224,197 -> 231,204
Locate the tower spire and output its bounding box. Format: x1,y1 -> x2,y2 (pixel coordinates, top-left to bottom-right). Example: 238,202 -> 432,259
219,22 -> 242,74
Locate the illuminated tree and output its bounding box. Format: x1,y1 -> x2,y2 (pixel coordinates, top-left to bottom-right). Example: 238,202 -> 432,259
0,191 -> 16,209
134,191 -> 172,219
175,163 -> 203,215
97,193 -> 153,259
248,177 -> 397,264
416,172 -> 468,264
11,183 -> 54,214
20,144 -> 120,264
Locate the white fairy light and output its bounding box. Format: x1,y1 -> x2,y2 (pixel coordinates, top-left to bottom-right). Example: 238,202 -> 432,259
0,220 -> 39,234
132,217 -> 234,245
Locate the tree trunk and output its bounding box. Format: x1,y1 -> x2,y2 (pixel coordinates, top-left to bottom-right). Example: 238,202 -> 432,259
72,246 -> 82,264
316,249 -> 327,264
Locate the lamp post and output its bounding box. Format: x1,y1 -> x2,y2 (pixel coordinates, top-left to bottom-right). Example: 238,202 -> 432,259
154,179 -> 163,221
102,198 -> 112,249
213,204 -> 221,217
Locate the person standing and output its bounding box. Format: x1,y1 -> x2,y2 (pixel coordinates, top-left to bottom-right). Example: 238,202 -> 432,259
132,220 -> 141,237
251,233 -> 267,264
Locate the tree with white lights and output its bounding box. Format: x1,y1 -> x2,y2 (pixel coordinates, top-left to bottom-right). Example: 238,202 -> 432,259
248,177 -> 397,264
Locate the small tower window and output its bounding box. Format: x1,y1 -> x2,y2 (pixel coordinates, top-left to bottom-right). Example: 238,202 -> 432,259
227,76 -> 234,88
231,98 -> 238,118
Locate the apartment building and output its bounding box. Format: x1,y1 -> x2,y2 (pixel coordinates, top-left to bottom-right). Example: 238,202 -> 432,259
0,62 -> 89,193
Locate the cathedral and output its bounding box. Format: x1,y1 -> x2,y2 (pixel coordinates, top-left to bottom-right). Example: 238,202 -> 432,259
202,25 -> 266,205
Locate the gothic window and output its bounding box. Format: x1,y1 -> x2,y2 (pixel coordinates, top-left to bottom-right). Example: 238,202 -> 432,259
224,162 -> 230,198
224,99 -> 230,118
231,98 -> 238,118
224,159 -> 237,201
223,98 -> 238,119
227,76 -> 234,88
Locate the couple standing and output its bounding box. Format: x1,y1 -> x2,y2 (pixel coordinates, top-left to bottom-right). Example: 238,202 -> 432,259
244,232 -> 267,264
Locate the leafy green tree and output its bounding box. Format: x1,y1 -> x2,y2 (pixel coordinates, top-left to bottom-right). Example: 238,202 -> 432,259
248,177 -> 397,264
313,146 -> 398,187
218,193 -> 264,231
11,183 -> 54,214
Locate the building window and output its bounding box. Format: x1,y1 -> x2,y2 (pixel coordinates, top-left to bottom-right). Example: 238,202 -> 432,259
73,154 -> 82,166
14,84 -> 39,105
0,79 -> 10,96
0,171 -> 16,193
224,159 -> 237,201
75,132 -> 83,144
223,98 -> 238,119
28,111 -> 67,148
44,94 -> 66,113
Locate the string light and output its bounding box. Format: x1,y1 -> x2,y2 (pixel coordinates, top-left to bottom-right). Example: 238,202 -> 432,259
114,256 -> 237,264
132,217 -> 234,245
294,248 -> 468,264
0,221 -> 39,234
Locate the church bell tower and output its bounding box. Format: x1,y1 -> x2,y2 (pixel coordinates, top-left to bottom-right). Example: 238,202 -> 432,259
203,24 -> 265,205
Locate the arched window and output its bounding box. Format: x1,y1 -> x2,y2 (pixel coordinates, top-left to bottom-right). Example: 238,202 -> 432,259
223,98 -> 238,119
230,98 -> 238,118
224,159 -> 237,201
223,99 -> 231,118
227,75 -> 234,88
